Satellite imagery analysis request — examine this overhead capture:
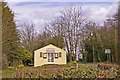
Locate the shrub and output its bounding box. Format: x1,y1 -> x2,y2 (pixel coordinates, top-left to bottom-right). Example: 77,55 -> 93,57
18,64 -> 24,68
51,65 -> 119,78
8,66 -> 14,70
16,47 -> 32,65
73,61 -> 77,64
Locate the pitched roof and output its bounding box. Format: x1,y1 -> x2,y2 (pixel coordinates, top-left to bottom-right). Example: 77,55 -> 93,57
34,44 -> 66,52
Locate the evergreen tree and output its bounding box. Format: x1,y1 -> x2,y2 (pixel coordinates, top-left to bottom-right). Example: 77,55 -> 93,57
2,2 -> 20,66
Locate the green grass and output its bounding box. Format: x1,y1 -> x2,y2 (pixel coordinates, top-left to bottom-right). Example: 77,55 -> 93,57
20,63 -> 74,69
20,66 -> 39,69
2,69 -> 16,78
20,65 -> 70,69
78,65 -> 97,69
0,70 -> 2,78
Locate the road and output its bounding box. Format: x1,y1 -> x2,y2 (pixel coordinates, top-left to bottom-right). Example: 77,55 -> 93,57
78,63 -> 98,66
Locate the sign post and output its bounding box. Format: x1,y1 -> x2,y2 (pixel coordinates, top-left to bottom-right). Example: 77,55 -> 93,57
105,49 -> 111,62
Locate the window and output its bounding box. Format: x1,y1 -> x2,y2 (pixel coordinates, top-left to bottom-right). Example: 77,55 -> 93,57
59,52 -> 62,57
40,52 -> 42,57
43,53 -> 47,58
55,53 -> 58,58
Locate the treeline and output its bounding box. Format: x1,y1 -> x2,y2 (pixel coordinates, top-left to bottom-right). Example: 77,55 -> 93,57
41,7 -> 118,63
2,2 -> 119,67
17,7 -> 119,63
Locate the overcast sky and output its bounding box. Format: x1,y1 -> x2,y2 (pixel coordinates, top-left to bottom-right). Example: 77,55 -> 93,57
5,0 -> 118,31
5,0 -> 119,2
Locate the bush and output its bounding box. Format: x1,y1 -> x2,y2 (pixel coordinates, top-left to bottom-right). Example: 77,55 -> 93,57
8,66 -> 14,70
98,63 -> 118,70
68,62 -> 74,66
16,47 -> 32,65
52,65 -> 119,78
73,61 -> 77,64
18,64 -> 24,68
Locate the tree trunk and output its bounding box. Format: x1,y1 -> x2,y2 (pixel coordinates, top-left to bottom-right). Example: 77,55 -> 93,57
83,52 -> 87,62
98,52 -> 101,62
93,45 -> 95,62
115,29 -> 118,63
112,54 -> 114,63
68,53 -> 72,62
2,54 -> 8,68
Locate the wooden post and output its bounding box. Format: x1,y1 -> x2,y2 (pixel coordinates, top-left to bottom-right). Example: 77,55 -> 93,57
45,66 -> 47,79
76,63 -> 78,69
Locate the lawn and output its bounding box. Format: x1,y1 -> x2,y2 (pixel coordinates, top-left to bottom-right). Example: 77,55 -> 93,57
2,63 -> 120,78
2,63 -> 73,78
2,69 -> 16,78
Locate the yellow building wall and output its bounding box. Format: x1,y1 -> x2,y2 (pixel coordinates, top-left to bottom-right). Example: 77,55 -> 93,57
34,44 -> 67,67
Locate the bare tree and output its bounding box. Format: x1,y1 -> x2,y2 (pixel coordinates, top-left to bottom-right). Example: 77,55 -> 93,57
35,27 -> 52,49
47,6 -> 87,62
18,21 -> 37,55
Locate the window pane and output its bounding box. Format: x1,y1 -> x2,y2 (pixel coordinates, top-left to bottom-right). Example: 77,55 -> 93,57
48,53 -> 50,59
55,53 -> 58,58
43,53 -> 47,58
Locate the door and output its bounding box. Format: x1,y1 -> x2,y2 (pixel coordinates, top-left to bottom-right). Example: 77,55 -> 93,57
48,53 -> 54,64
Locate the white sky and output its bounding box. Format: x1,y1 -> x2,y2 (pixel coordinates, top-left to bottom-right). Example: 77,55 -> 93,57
5,1 -> 118,32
